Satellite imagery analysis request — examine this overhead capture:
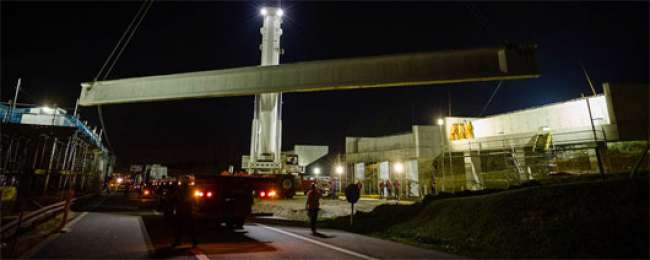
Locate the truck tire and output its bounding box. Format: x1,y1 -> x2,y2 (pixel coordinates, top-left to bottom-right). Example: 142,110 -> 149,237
234,218 -> 245,229
279,176 -> 296,199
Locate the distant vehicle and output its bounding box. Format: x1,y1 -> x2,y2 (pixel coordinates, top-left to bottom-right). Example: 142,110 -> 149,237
140,185 -> 153,199
301,176 -> 332,196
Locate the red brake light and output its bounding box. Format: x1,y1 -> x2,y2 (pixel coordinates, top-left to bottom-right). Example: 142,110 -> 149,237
207,191 -> 213,198
144,190 -> 150,195
260,191 -> 266,198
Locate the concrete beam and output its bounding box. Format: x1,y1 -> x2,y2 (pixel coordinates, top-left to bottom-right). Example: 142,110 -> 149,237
79,44 -> 539,106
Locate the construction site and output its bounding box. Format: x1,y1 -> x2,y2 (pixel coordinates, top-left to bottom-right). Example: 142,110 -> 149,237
345,82 -> 649,197
0,100 -> 112,214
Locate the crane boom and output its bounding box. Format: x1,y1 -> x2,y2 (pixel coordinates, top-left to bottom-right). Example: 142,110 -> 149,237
78,44 -> 538,106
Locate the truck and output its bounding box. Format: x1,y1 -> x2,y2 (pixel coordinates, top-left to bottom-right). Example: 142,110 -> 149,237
241,145 -> 328,198
187,175 -> 261,228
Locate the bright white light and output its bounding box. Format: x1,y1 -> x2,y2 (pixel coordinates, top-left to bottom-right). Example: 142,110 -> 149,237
276,9 -> 284,17
116,177 -> 123,184
436,118 -> 444,126
313,167 -> 321,175
260,8 -> 267,16
42,106 -> 55,114
393,162 -> 404,173
335,165 -> 344,175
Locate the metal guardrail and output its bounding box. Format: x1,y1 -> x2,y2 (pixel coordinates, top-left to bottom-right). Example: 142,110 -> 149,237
0,195 -> 85,241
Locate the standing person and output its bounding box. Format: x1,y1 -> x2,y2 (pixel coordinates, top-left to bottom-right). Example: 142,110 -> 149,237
394,179 -> 401,200
386,180 -> 393,199
305,183 -> 322,235
172,179 -> 197,247
379,181 -> 385,199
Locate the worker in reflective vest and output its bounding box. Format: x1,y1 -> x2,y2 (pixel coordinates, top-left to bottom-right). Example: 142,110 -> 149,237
305,183 -> 322,235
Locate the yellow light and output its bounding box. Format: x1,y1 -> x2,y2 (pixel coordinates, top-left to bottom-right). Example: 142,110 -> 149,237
393,162 -> 404,173
268,190 -> 277,197
436,118 -> 444,126
194,190 -> 203,197
335,165 -> 344,175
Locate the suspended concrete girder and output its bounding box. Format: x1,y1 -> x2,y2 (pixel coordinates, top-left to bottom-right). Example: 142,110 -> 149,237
79,44 -> 539,106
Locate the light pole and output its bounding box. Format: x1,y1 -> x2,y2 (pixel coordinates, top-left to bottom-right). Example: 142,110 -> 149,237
436,118 -> 445,192
335,165 -> 344,194
393,162 -> 404,200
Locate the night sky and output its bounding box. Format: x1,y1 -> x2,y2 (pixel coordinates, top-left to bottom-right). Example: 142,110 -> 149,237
2,1 -> 648,172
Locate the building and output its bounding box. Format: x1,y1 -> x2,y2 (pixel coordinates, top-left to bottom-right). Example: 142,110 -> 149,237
345,82 -> 648,196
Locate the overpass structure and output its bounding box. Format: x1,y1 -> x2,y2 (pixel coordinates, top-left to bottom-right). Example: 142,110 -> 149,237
78,6 -> 539,175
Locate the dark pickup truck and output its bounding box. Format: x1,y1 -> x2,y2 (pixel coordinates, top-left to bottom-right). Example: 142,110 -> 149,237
190,175 -> 256,228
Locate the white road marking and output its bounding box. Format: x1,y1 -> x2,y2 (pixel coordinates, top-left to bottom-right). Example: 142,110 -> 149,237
21,211 -> 89,258
191,248 -> 210,260
257,224 -> 380,260
61,211 -> 88,232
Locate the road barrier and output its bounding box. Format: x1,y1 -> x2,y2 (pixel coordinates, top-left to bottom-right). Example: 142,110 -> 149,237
0,193 -> 89,242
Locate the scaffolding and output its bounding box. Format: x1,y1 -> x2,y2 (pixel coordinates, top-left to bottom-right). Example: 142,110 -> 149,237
0,103 -> 112,214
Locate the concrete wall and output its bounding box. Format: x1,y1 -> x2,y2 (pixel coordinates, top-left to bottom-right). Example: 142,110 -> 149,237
446,95 -> 611,140
345,125 -> 442,163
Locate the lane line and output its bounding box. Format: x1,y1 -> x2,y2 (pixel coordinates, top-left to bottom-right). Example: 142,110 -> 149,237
21,211 -> 89,258
61,211 -> 88,232
257,224 -> 380,260
191,247 -> 210,260
137,216 -> 155,256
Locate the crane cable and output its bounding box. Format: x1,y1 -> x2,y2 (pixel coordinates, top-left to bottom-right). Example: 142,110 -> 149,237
95,0 -> 154,153
479,80 -> 503,117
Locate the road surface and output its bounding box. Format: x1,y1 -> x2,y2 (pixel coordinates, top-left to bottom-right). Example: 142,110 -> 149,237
26,192 -> 456,259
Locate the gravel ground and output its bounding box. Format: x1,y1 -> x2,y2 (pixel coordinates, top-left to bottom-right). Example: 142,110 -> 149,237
252,196 -> 414,221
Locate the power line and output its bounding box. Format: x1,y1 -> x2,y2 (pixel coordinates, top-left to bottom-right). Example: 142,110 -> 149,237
93,0 -> 155,153
94,1 -> 149,81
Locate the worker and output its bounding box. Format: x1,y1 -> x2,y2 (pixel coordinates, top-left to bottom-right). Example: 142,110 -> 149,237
305,183 -> 322,235
172,178 -> 198,247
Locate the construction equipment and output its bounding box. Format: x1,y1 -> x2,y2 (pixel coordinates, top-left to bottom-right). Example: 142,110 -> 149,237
76,6 -> 538,200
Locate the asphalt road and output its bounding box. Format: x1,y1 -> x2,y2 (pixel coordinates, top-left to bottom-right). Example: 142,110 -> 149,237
27,192 -> 456,259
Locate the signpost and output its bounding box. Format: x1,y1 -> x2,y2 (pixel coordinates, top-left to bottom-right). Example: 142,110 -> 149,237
345,184 -> 360,226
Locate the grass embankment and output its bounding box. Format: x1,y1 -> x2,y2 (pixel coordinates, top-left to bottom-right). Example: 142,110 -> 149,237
323,175 -> 649,258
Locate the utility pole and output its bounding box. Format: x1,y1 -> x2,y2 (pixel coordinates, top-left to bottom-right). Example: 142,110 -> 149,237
584,94 -> 605,176
580,64 -> 597,96
5,78 -> 21,122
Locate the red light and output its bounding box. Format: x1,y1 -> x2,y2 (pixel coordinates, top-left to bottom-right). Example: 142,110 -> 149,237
260,191 -> 266,197
144,190 -> 150,195
207,191 -> 213,198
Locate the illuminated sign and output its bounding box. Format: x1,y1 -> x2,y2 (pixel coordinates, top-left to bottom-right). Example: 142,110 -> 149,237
449,121 -> 474,141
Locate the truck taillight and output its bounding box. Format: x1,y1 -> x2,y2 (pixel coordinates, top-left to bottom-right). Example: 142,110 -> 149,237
144,189 -> 150,195
207,191 -> 213,198
260,191 -> 266,198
